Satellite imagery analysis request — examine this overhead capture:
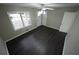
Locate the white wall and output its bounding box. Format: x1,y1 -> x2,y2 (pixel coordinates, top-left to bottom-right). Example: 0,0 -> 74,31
63,10 -> 79,55
36,9 -> 65,30
0,6 -> 38,41
46,8 -> 77,30
46,9 -> 64,30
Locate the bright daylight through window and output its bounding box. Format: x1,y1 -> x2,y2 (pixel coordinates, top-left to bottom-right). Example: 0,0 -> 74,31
8,12 -> 31,30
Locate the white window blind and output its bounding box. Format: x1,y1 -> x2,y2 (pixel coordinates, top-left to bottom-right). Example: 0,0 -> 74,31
21,13 -> 31,27
8,12 -> 31,30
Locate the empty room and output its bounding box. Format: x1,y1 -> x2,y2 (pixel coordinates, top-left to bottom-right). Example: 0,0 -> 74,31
0,3 -> 79,55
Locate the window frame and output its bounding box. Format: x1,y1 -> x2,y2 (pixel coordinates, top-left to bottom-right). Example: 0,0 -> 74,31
7,12 -> 32,31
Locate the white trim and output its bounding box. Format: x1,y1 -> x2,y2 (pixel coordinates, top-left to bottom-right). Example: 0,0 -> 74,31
0,38 -> 9,55
45,25 -> 59,30
5,26 -> 38,42
3,41 -> 9,55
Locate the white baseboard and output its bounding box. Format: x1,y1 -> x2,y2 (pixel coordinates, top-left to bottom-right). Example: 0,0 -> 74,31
5,26 -> 38,43
5,25 -> 59,43
44,25 -> 59,30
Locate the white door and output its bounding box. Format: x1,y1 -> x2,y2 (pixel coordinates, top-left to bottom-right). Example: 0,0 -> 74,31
37,11 -> 47,26
37,11 -> 42,26
59,12 -> 76,33
42,11 -> 47,25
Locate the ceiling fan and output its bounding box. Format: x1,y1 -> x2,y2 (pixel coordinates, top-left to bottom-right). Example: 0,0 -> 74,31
37,4 -> 54,16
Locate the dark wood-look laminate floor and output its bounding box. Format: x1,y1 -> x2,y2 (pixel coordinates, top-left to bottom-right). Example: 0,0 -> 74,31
6,25 -> 67,55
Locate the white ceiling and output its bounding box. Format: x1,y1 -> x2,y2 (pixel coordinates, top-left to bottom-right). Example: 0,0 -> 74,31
0,3 -> 79,9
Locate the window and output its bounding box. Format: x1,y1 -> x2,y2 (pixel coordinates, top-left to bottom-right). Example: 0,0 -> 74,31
8,12 -> 32,30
